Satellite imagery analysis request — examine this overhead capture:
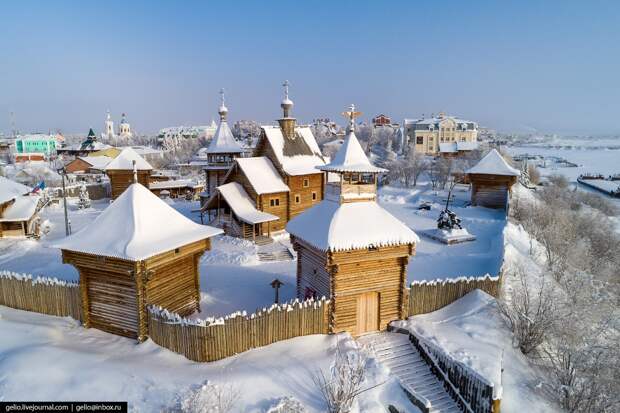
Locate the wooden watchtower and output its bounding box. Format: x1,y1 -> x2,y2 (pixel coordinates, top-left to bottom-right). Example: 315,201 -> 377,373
466,149 -> 520,210
105,147 -> 153,199
53,183 -> 222,340
203,89 -> 245,198
287,105 -> 419,336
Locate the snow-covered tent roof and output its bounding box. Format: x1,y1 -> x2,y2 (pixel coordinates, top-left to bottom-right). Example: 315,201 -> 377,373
0,195 -> 40,222
262,126 -> 327,175
466,149 -> 520,176
216,182 -> 279,224
51,183 -> 222,260
207,121 -> 243,154
235,157 -> 289,195
287,200 -> 419,252
104,147 -> 153,171
0,176 -> 31,205
318,130 -> 387,173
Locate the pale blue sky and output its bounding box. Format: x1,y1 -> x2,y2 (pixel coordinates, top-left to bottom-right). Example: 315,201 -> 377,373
1,1 -> 619,135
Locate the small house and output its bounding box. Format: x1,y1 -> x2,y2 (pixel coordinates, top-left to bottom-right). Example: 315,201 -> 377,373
202,157 -> 288,240
287,105 -> 419,336
105,147 -> 153,199
0,176 -> 42,238
203,90 -> 245,199
149,179 -> 204,199
53,183 -> 223,340
466,149 -> 520,209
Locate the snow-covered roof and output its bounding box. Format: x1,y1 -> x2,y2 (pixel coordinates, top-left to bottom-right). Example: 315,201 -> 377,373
0,177 -> 31,205
51,183 -> 222,260
262,126 -> 327,175
104,147 -> 153,171
456,141 -> 478,151
217,182 -> 279,224
439,143 -> 457,153
207,121 -> 243,154
235,157 -> 289,195
287,199 -> 419,252
319,130 -> 387,174
149,179 -> 202,190
467,149 -> 520,176
78,156 -> 112,170
0,195 -> 40,222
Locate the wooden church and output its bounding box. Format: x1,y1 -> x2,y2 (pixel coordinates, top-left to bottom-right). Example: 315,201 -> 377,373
53,182 -> 222,340
203,89 -> 245,198
201,81 -> 328,240
466,149 -> 520,210
287,105 -> 419,336
105,147 -> 153,199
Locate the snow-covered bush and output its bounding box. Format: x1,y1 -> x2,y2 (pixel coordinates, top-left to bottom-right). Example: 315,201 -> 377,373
312,340 -> 383,413
266,396 -> 306,413
175,381 -> 240,413
498,265 -> 558,354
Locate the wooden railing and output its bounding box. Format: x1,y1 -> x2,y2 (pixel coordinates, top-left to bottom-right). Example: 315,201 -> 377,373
148,297 -> 330,362
0,271 -> 82,321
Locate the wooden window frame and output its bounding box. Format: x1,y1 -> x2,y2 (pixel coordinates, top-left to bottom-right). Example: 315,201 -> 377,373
295,194 -> 301,204
312,191 -> 317,201
303,178 -> 309,187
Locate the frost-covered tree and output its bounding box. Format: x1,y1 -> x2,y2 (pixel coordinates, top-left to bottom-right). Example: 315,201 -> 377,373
312,341 -> 383,413
387,152 -> 428,188
498,265 -> 558,354
266,397 -> 306,413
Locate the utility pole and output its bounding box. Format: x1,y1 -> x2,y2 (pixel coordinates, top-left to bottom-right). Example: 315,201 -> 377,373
58,166 -> 70,236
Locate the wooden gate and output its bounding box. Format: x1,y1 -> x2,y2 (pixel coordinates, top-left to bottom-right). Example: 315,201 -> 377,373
84,269 -> 139,338
356,292 -> 380,335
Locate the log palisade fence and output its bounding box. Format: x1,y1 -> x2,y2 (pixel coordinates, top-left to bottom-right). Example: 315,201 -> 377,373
148,297 -> 330,362
0,271 -> 82,321
408,274 -> 501,316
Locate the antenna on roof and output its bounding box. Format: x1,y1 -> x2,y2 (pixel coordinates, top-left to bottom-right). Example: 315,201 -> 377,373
132,160 -> 138,184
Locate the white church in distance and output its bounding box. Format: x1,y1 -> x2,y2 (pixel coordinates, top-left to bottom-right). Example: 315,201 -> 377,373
103,111 -> 133,140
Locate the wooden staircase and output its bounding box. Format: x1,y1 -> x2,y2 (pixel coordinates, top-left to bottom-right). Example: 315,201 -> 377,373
257,241 -> 294,262
358,332 -> 463,413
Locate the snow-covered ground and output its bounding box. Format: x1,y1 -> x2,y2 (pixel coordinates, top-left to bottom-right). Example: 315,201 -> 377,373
0,306 -> 415,412
379,184 -> 505,281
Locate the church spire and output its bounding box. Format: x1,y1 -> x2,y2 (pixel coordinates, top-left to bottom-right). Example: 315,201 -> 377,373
218,88 -> 228,122
278,80 -> 296,140
280,80 -> 294,118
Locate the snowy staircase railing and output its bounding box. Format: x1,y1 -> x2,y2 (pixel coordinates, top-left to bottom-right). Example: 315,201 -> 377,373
390,325 -> 499,413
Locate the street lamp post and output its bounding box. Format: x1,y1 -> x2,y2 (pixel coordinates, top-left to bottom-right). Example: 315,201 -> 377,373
270,278 -> 284,304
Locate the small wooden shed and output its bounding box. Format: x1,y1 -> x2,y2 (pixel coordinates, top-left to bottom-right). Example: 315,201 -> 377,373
287,105 -> 419,336
53,183 -> 222,340
0,177 -> 42,238
105,148 -> 153,199
466,149 -> 520,209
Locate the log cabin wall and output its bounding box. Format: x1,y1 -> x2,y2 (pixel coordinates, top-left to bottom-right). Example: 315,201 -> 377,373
329,244 -> 412,336
62,250 -> 137,338
259,191 -> 288,232
107,170 -> 152,199
293,238 -> 331,300
61,239 -> 210,340
469,174 -> 517,209
286,173 -> 324,220
206,169 -> 227,197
